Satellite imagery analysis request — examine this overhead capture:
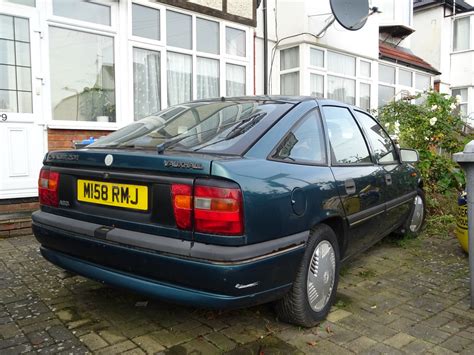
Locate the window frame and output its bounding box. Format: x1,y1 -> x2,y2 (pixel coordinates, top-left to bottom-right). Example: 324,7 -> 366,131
309,47 -> 325,69
129,43 -> 164,121
304,45 -> 374,109
44,22 -> 120,129
353,108 -> 400,165
127,1 -> 251,119
279,45 -> 301,96
320,105 -> 374,167
453,15 -> 471,53
358,82 -> 371,112
46,0 -> 116,33
452,87 -> 469,118
309,73 -> 324,98
0,13 -> 34,114
377,60 -> 432,108
130,2 -> 163,46
268,108 -> 328,166
40,0 -> 253,130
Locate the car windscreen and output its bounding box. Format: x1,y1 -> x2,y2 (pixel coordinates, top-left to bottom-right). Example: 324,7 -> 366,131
88,100 -> 292,154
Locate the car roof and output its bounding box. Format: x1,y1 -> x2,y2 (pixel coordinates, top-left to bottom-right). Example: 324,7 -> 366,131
191,96 -> 362,111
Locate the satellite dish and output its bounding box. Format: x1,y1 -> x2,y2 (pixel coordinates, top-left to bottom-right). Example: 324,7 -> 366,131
329,0 -> 370,31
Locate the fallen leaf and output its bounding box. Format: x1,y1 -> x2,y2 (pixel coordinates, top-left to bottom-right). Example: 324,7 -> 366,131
307,341 -> 317,346
326,325 -> 333,334
370,305 -> 377,309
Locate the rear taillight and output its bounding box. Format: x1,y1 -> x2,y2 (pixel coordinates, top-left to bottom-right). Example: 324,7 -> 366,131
171,182 -> 244,236
171,184 -> 193,230
194,185 -> 243,235
38,168 -> 60,207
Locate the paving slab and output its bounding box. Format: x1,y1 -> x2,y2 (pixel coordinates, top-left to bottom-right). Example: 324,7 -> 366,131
0,233 -> 472,354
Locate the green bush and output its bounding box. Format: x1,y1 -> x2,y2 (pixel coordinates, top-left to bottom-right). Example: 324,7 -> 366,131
376,91 -> 469,193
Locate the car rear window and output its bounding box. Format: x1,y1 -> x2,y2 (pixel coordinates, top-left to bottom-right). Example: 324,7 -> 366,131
89,100 -> 292,154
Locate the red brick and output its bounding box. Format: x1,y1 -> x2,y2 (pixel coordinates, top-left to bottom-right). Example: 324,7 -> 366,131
47,129 -> 113,151
18,221 -> 32,229
9,227 -> 32,236
0,223 -> 16,231
0,202 -> 39,213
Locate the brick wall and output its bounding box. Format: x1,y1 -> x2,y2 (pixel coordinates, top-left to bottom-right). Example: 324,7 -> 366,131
0,198 -> 39,214
48,129 -> 113,151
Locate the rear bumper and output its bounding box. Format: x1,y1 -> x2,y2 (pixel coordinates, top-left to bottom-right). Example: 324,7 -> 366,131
33,211 -> 307,309
39,247 -> 292,309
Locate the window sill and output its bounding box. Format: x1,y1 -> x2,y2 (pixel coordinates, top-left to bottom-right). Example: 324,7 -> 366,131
46,122 -> 119,131
451,49 -> 474,55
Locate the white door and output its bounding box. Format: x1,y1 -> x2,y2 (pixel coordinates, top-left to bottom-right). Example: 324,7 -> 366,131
0,8 -> 45,199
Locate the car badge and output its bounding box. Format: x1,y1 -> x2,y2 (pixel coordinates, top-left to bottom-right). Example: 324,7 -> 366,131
104,154 -> 113,166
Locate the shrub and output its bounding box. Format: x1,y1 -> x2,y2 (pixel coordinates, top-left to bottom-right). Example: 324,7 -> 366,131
376,90 -> 469,193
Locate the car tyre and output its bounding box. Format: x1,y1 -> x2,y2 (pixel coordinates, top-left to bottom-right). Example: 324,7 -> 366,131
275,224 -> 340,327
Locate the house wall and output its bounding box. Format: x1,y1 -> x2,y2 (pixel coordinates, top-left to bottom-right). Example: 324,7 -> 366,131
373,0 -> 414,48
412,6 -> 451,93
47,130 -> 113,151
0,0 -> 439,200
413,6 -> 474,124
254,0 -> 434,111
0,0 -> 255,200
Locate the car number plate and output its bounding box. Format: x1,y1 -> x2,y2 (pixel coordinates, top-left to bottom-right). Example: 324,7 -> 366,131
77,179 -> 148,211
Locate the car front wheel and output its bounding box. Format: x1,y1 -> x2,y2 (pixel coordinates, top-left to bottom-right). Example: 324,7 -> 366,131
395,188 -> 426,237
275,224 -> 340,327
408,189 -> 426,234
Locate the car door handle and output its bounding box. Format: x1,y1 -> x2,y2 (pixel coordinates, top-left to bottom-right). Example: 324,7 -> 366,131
345,179 -> 356,195
385,174 -> 392,186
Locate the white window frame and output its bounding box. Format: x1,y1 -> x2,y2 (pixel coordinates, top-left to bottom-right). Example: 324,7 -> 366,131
43,0 -> 122,130
128,1 -> 251,120
128,42 -> 165,121
398,68 -> 413,89
299,44 -> 376,109
45,0 -> 116,34
377,60 -> 433,107
129,0 -> 165,47
452,14 -> 472,53
279,45 -> 301,95
359,59 -> 372,79
358,81 -> 372,112
308,46 -> 325,70
452,87 -> 469,118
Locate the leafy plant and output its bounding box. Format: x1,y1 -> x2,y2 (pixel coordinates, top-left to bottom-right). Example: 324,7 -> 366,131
79,86 -> 116,121
376,90 -> 470,193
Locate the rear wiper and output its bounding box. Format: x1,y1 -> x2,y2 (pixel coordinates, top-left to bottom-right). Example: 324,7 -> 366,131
87,144 -> 152,150
155,119 -> 255,154
224,113 -> 266,140
156,135 -> 190,154
193,113 -> 267,152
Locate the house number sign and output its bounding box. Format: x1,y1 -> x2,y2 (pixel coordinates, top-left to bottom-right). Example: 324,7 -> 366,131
1,114 -> 7,121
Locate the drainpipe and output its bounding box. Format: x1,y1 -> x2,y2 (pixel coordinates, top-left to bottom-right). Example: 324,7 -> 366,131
263,0 -> 268,95
253,31 -> 256,95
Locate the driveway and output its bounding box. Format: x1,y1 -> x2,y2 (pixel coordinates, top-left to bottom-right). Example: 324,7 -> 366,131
0,233 -> 472,354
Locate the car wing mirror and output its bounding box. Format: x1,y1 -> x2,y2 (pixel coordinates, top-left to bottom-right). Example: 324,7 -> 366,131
399,148 -> 419,163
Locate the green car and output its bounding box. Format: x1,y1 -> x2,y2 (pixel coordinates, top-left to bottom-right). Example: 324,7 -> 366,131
33,97 -> 425,327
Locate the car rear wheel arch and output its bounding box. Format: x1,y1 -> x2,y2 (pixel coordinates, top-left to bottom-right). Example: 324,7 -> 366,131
315,216 -> 347,260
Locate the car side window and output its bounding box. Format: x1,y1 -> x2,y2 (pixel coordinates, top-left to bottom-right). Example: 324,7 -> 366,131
322,106 -> 371,165
354,110 -> 398,164
272,110 -> 326,164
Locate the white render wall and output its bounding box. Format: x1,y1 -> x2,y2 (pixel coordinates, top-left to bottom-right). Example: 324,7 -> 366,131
412,6 -> 451,93
413,7 -> 474,123
254,0 -> 380,98
254,0 -> 430,111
